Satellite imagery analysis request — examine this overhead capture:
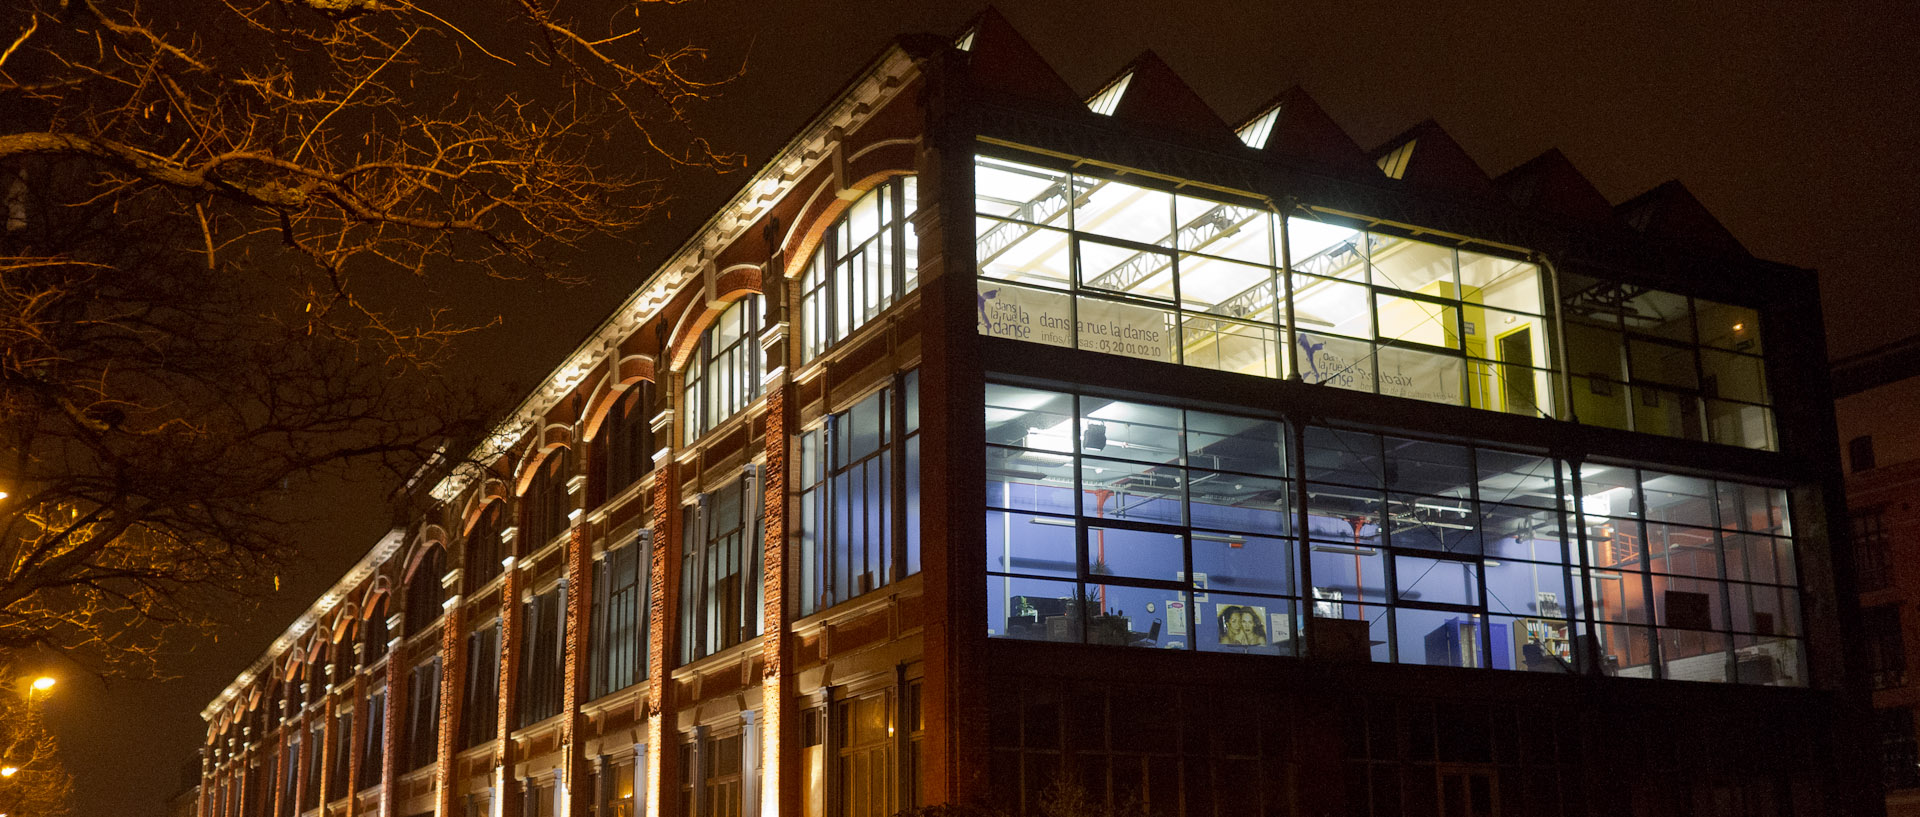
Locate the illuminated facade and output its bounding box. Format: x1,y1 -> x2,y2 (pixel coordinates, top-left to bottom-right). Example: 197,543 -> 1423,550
199,12 -> 1870,817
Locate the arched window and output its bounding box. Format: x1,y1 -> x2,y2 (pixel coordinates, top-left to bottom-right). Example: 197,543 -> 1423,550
800,176 -> 918,360
404,545 -> 447,634
683,296 -> 763,445
600,383 -> 654,497
464,501 -> 505,593
364,593 -> 390,661
524,448 -> 574,547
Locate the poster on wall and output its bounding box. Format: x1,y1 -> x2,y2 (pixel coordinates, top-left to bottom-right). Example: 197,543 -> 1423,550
978,282 -> 1175,364
1217,604 -> 1270,647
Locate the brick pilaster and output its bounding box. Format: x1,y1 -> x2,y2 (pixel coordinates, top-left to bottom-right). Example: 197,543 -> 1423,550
435,586 -> 467,817
644,445 -> 678,817
382,626 -> 404,817
562,522 -> 592,817
497,560 -> 524,817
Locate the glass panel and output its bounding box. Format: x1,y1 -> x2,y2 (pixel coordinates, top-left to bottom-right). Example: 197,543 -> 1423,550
1653,575 -> 1725,630
1086,526 -> 1182,583
1186,411 -> 1285,477
977,281 -> 1075,349
1181,316 -> 1279,379
1192,534 -> 1295,597
1309,543 -> 1388,605
986,511 -> 1077,579
1485,560 -> 1571,618
985,446 -> 1074,515
1369,236 -> 1455,294
1734,634 -> 1803,686
1375,345 -> 1464,406
1180,254 -> 1273,316
1631,385 -> 1704,441
1080,240 -> 1175,302
1395,555 -> 1480,607
1293,275 -> 1374,338
1387,493 -> 1478,555
1569,374 -> 1630,431
1701,349 -> 1769,404
1620,289 -> 1693,342
1476,451 -> 1557,510
1481,504 -> 1567,563
1075,295 -> 1177,364
1707,400 -> 1776,450
1074,178 -> 1174,246
1457,252 -> 1544,314
1716,481 -> 1791,535
1287,218 -> 1366,281
1583,570 -> 1649,623
1640,471 -> 1715,528
1659,629 -> 1730,682
1078,397 -> 1183,466
1563,317 -> 1625,382
1377,293 -> 1459,350
1627,338 -> 1698,388
1583,518 -> 1645,572
975,157 -> 1069,224
1202,595 -> 1294,655
1397,608 -> 1487,668
1645,523 -> 1721,578
984,384 -> 1074,448
1094,585 -> 1192,648
1382,437 -> 1471,497
1303,427 -> 1383,488
1694,299 -> 1762,355
1177,196 -> 1272,265
1190,473 -> 1290,535
1587,622 -> 1655,678
1081,458 -> 1184,526
1297,332 -> 1374,393
990,576 -> 1084,642
1494,613 -> 1575,673
977,218 -> 1072,288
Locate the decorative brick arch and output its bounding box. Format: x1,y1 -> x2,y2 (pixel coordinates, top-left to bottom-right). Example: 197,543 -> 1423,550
329,605 -> 360,645
781,168 -> 917,281
459,478 -> 510,535
579,355 -> 658,443
512,425 -> 576,497
666,286 -> 764,373
401,528 -> 449,583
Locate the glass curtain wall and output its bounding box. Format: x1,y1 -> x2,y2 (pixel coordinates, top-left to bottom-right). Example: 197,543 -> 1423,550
982,383 -> 1805,685
1561,273 -> 1773,449
972,152 -> 1778,450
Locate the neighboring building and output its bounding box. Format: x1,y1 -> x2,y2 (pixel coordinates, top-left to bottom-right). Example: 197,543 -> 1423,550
198,12 -> 1870,817
1836,335 -> 1920,815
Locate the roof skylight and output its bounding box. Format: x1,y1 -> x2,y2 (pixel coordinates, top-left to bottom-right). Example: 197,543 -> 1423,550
1236,105 -> 1281,149
1086,72 -> 1133,116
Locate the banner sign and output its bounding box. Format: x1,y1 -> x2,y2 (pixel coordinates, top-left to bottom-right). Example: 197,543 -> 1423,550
978,282 -> 1174,364
1297,332 -> 1463,405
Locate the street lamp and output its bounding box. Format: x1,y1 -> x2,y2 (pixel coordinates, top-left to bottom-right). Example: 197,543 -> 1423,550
0,768 -> 16,778
28,678 -> 51,693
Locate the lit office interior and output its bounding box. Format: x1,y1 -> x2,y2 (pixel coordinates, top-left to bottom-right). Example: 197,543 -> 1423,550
983,384 -> 1804,685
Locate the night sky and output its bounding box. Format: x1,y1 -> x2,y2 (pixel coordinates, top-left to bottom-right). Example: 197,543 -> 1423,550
63,3 -> 1920,813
